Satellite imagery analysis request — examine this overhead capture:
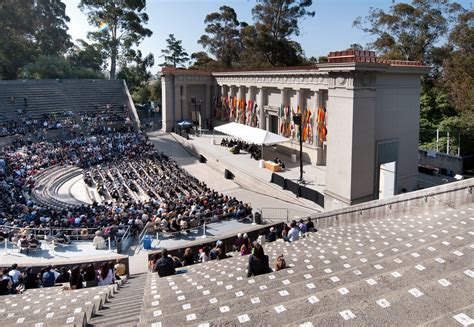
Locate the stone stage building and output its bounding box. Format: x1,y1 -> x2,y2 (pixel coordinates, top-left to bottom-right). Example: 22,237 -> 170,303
160,51 -> 430,210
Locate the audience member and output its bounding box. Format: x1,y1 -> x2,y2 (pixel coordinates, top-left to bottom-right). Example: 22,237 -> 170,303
267,227 -> 277,242
306,218 -> 316,232
22,267 -> 38,289
247,242 -> 272,277
83,264 -> 98,287
287,221 -> 300,242
98,262 -> 114,286
69,266 -> 83,289
114,259 -> 126,277
42,265 -> 56,287
182,248 -> 194,266
240,234 -> 252,256
298,219 -> 308,234
154,248 -> 176,277
8,264 -> 21,287
55,267 -> 70,284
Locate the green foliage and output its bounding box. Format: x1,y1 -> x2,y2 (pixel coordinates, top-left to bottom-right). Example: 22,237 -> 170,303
353,0 -> 461,64
441,10 -> 474,113
198,6 -> 243,68
68,40 -> 106,72
251,0 -> 315,66
117,51 -> 154,92
356,0 -> 474,156
117,50 -> 154,104
198,1 -> 315,68
189,52 -> 218,70
79,0 -> 152,79
132,84 -> 151,104
149,81 -> 161,102
0,0 -> 72,79
160,34 -> 189,68
22,56 -> 72,79
20,55 -> 104,79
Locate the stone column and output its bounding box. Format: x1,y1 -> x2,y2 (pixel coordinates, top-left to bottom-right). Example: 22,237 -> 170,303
237,86 -> 245,100
221,85 -> 227,98
248,86 -> 256,101
296,89 -> 303,110
324,73 -> 377,210
205,84 -> 211,128
174,84 -> 182,123
229,85 -> 237,97
314,89 -> 324,166
161,74 -> 174,132
181,84 -> 188,121
257,87 -> 265,130
280,87 -> 288,107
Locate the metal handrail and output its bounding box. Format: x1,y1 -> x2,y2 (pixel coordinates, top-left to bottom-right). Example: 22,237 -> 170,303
0,225 -> 130,243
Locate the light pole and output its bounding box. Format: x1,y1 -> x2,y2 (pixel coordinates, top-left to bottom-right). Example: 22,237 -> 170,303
293,113 -> 304,183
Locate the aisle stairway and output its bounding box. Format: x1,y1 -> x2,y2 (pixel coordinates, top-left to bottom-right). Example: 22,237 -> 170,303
88,273 -> 148,327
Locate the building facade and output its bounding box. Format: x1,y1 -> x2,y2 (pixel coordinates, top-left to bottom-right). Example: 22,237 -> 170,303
160,51 -> 430,210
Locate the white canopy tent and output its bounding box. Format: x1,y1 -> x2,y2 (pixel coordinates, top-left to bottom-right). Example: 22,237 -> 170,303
214,122 -> 289,145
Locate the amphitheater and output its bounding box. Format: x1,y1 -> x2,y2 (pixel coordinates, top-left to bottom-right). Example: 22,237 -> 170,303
0,79 -> 473,327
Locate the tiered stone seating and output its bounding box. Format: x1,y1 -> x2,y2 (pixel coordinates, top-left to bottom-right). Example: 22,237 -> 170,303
1,283 -> 119,327
31,165 -> 83,210
138,205 -> 474,326
0,79 -> 130,123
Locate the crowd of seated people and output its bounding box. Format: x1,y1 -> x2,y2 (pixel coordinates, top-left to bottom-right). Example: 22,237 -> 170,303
148,223 -> 305,279
0,260 -> 127,295
0,103 -> 130,138
0,131 -> 250,247
0,112 -> 78,137
220,138 -> 262,160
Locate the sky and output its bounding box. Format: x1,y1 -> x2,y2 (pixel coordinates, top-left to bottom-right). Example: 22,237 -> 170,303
63,0 -> 472,74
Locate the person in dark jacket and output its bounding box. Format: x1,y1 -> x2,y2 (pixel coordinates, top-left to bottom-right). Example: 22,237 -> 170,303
22,267 -> 39,289
154,248 -> 176,277
267,227 -> 277,242
69,266 -> 83,289
247,242 -> 272,277
55,267 -> 70,284
181,248 -> 195,266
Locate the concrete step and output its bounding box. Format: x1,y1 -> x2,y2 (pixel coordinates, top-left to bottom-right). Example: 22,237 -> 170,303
89,274 -> 147,327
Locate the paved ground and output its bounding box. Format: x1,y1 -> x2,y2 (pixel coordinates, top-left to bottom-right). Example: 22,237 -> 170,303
147,131 -> 319,217
0,240 -> 119,266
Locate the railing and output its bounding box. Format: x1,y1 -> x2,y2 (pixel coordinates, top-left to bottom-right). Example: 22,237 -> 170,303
135,210 -> 256,253
0,225 -> 131,246
118,225 -> 133,253
261,207 -> 289,223
135,222 -> 152,255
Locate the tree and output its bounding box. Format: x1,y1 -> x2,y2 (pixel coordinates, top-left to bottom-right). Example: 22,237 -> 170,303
441,9 -> 473,113
34,0 -> 73,56
68,40 -> 106,72
189,51 -> 217,69
21,55 -> 72,79
353,0 -> 462,64
79,0 -> 152,79
251,0 -> 315,66
20,55 -> 104,79
160,34 -> 189,68
198,6 -> 243,68
0,0 -> 72,79
117,50 -> 154,91
347,43 -> 364,51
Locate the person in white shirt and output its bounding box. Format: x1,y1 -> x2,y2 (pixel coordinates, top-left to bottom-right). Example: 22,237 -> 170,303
98,262 -> 114,286
8,264 -> 21,286
287,221 -> 300,242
